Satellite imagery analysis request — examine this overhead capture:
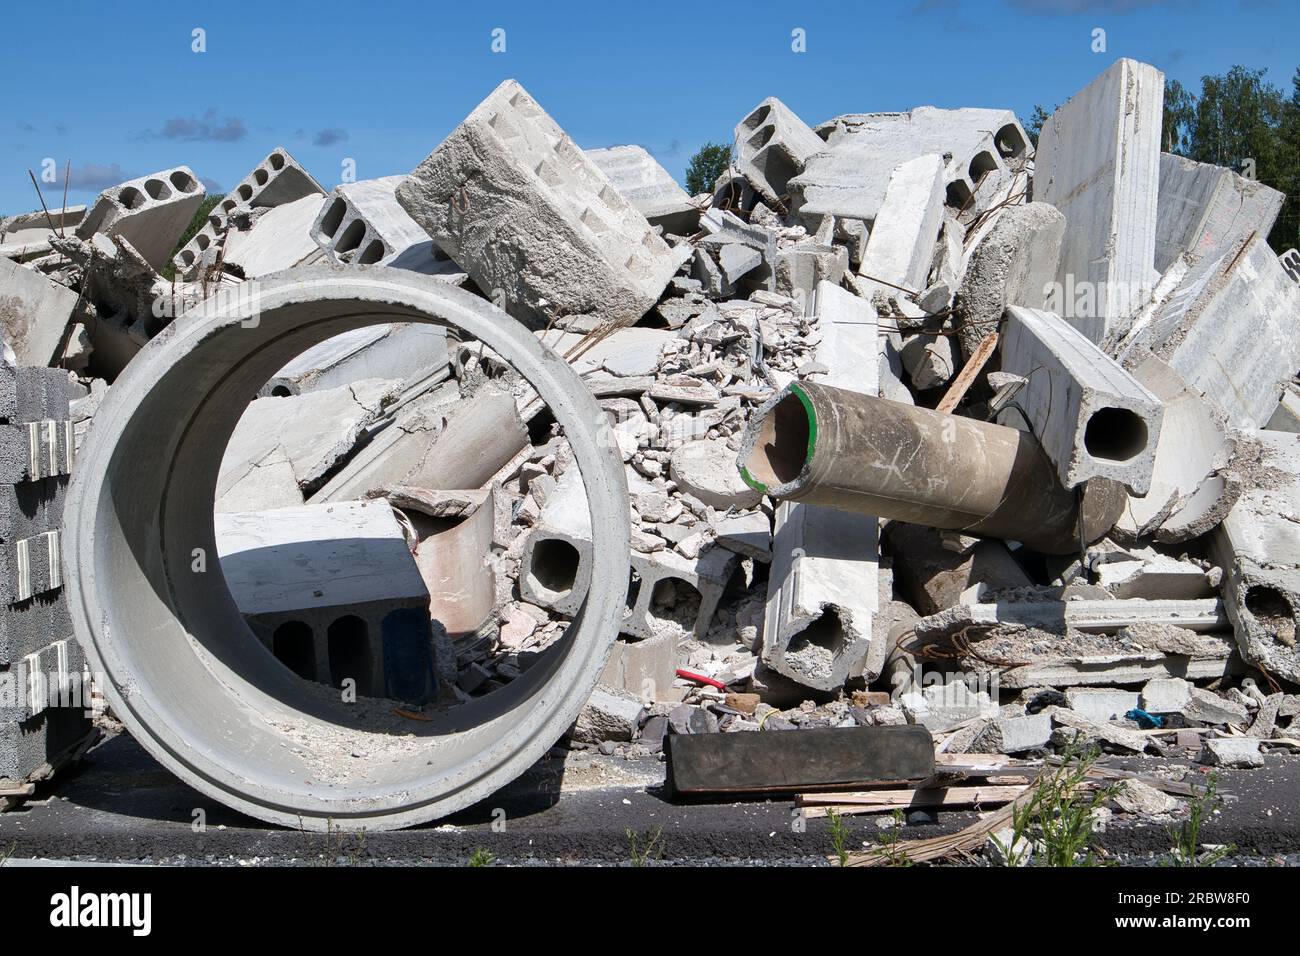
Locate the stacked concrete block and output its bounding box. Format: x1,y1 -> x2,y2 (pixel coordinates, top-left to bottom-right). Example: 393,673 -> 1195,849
1124,235 -> 1300,428
0,257 -> 82,367
311,176 -> 438,268
1032,59 -> 1163,344
172,147 -> 323,278
74,166 -> 205,271
763,282 -> 880,691
586,145 -> 700,236
1212,430 -> 1300,684
396,80 -> 688,329
1000,306 -> 1164,495
1155,153 -> 1285,273
1,363 -> 91,792
791,107 -> 1031,226
215,500 -> 438,702
734,97 -> 827,208
856,154 -> 946,294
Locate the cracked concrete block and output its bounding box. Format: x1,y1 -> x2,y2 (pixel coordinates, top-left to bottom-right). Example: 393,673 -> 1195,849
397,80 -> 687,329
215,500 -> 436,702
0,258 -> 81,367
1000,306 -> 1163,495
599,631 -> 677,701
914,599 -> 1228,642
969,713 -> 1052,754
1032,59 -> 1163,343
1127,235 -> 1300,429
734,97 -> 826,208
1046,706 -> 1149,753
857,154 -> 945,294
1155,153 -> 1285,273
75,166 -> 205,271
172,147 -> 323,277
900,332 -> 957,390
1064,687 -> 1140,724
955,202 -> 1064,358
884,522 -> 1031,616
569,686 -> 644,743
1211,430 -> 1300,684
262,324 -> 448,397
669,439 -> 761,510
792,107 -> 1031,227
311,176 -> 440,268
1200,736 -> 1263,768
586,144 -> 699,236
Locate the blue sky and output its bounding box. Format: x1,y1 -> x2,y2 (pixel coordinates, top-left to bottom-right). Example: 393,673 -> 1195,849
3,0 -> 1297,216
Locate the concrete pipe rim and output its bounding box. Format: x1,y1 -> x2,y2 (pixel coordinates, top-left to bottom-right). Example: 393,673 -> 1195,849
63,266 -> 630,831
737,382 -> 818,497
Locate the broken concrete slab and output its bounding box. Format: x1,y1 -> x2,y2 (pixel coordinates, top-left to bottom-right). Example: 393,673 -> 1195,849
222,194 -> 325,278
1124,235 -> 1300,429
884,522 -> 1031,616
1064,688 -> 1140,724
669,439 -> 761,510
1140,677 -> 1250,726
1155,153 -> 1285,273
1033,59 -> 1163,343
856,154 -> 945,294
216,377 -> 399,510
586,145 -> 699,236
914,598 -> 1229,641
1000,306 -> 1164,495
397,80 -> 687,329
0,258 -> 81,367
1114,356 -> 1237,543
1211,429 -> 1300,684
570,686 -> 645,744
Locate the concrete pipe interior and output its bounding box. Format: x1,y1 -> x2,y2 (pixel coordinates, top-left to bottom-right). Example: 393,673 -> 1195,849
740,386 -> 814,491
1083,406 -> 1148,463
63,268 -> 629,830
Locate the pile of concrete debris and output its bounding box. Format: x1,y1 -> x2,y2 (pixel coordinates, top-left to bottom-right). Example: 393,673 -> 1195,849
2,58 -> 1298,820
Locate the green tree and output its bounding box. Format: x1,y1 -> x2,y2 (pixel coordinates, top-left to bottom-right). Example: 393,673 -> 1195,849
1162,78 -> 1196,156
684,142 -> 732,196
1021,104 -> 1052,148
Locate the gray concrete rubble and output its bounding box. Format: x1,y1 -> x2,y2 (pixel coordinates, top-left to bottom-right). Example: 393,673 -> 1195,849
4,62 -> 1297,829
1033,58 -> 1163,343
586,145 -> 700,236
397,80 -> 688,329
999,306 -> 1164,495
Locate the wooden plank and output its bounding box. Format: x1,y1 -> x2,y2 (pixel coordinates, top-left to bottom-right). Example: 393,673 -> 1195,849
664,724 -> 934,798
798,784 -> 1027,817
935,330 -> 998,414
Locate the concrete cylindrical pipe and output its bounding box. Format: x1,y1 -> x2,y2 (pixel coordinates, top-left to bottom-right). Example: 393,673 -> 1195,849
737,382 -> 1124,555
63,267 -> 629,831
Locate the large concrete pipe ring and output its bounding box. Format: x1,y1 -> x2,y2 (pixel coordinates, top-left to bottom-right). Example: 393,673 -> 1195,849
63,267 -> 629,830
